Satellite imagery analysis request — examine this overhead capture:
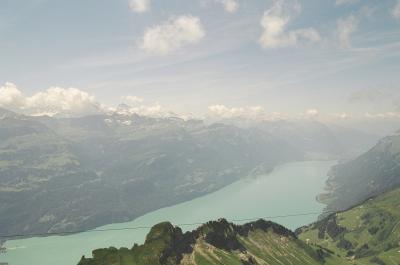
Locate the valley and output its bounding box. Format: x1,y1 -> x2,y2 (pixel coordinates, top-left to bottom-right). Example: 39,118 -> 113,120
1,160 -> 335,265
0,108 -> 303,236
0,106 -> 376,237
2,1 -> 400,264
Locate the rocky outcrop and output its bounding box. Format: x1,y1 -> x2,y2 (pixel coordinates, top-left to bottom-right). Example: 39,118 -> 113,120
78,218 -> 314,265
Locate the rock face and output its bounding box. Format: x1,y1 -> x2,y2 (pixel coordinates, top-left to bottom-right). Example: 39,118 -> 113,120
77,219 -> 329,265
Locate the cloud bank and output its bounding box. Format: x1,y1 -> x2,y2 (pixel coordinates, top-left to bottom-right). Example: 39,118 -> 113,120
0,83 -> 103,117
115,102 -> 168,117
140,15 -> 205,55
2,83 -> 399,122
259,0 -> 321,49
208,104 -> 268,120
125,95 -> 144,104
365,112 -> 400,119
305,108 -> 319,117
129,0 -> 151,13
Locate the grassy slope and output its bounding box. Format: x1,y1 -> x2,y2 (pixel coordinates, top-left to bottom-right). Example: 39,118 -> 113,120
77,186 -> 400,265
185,231 -> 324,265
78,219 -> 341,265
298,187 -> 400,265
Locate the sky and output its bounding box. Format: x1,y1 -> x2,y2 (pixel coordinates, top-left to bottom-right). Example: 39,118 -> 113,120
0,0 -> 400,124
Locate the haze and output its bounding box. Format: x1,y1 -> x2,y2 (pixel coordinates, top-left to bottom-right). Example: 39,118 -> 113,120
1,0 -> 400,135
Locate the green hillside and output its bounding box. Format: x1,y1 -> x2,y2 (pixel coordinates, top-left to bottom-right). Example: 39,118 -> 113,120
78,187 -> 400,265
320,133 -> 400,213
298,187 -> 400,265
77,219 -> 346,265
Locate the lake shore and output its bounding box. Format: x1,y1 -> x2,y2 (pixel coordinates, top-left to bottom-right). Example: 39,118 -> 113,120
1,160 -> 336,265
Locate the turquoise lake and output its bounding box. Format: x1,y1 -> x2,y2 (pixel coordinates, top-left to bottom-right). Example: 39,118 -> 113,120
0,160 -> 336,265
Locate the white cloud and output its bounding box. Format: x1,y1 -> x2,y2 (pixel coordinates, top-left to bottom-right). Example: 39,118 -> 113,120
305,108 -> 319,117
0,83 -> 103,117
208,104 -> 267,120
0,82 -> 26,110
208,105 -> 295,121
125,96 -> 144,104
140,15 -> 205,56
334,113 -> 350,119
114,102 -> 174,118
27,87 -> 102,116
335,0 -> 359,6
130,103 -> 163,116
337,15 -> 359,48
218,0 -> 239,13
259,0 -> 321,49
129,0 -> 150,13
365,112 -> 400,119
393,0 -> 400,19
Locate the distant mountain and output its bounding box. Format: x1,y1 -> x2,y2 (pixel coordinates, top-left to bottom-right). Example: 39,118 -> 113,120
0,107 -> 22,119
0,111 -> 102,235
256,120 -> 379,159
77,219 -> 342,265
319,132 -> 400,212
79,187 -> 400,265
298,187 -> 400,265
209,117 -> 379,159
0,108 -> 302,236
0,108 -> 380,237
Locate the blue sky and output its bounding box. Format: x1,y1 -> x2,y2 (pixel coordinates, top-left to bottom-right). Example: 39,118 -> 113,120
0,0 -> 400,121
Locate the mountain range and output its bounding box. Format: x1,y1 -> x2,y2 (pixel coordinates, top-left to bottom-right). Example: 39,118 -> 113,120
74,117 -> 400,265
0,107 -> 378,236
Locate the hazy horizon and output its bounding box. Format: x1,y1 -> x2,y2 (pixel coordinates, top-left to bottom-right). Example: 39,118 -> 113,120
1,0 -> 400,129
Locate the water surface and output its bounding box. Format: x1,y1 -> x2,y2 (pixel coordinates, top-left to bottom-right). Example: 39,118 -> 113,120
1,160 -> 335,265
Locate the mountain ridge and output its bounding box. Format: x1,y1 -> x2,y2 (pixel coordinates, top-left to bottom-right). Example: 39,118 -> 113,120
77,218 -> 334,265
77,187 -> 400,265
